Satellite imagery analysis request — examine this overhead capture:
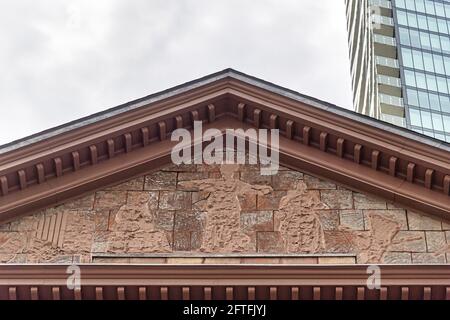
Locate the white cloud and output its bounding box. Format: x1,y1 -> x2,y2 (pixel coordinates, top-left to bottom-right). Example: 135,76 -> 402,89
0,0 -> 352,145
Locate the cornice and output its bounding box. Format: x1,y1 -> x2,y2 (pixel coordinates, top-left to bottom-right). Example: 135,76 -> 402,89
0,73 -> 448,223
0,264 -> 450,300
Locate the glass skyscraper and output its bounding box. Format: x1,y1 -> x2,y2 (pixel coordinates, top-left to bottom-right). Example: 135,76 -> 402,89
345,0 -> 450,142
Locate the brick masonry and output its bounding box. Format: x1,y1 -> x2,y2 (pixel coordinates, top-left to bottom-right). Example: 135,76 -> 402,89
0,162 -> 449,264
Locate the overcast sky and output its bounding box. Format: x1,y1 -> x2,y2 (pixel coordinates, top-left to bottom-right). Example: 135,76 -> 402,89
0,0 -> 352,145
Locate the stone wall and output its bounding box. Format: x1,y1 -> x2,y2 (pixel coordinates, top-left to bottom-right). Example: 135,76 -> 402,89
0,162 -> 449,264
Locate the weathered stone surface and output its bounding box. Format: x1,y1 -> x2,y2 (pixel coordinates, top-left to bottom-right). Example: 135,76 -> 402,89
240,171 -> 271,186
339,210 -> 364,230
257,191 -> 286,210
94,191 -> 127,209
0,161 -> 447,264
178,164 -> 268,253
390,231 -> 426,252
408,211 -> 442,231
272,171 -> 303,190
159,191 -> 191,210
240,211 -> 273,232
442,221 -> 450,230
61,194 -> 95,210
304,175 -> 336,190
364,209 -> 408,230
275,183 -> 327,253
320,190 -> 353,209
93,209 -> 110,231
412,253 -> 446,264
316,210 -> 339,231
257,232 -> 285,253
178,172 -> 208,182
353,193 -> 386,209
382,252 -> 412,264
426,232 -> 447,252
105,177 -> 144,191
237,193 -> 257,211
144,171 -> 177,190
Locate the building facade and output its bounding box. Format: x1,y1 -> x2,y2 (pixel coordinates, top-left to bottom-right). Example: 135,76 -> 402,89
345,0 -> 450,142
0,69 -> 448,300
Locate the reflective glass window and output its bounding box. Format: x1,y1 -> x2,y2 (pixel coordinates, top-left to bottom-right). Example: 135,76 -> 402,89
405,0 -> 416,11
441,36 -> 450,54
432,113 -> 444,131
444,56 -> 450,74
416,72 -> 428,89
428,17 -> 439,32
425,1 -> 436,16
407,89 -> 419,106
437,76 -> 448,94
410,30 -> 421,48
421,110 -> 433,129
418,91 -> 430,108
426,73 -> 438,92
402,48 -> 414,67
441,95 -> 450,112
397,10 -> 408,26
429,93 -> 441,111
423,52 -> 434,72
399,28 -> 411,46
405,69 -> 417,86
438,19 -> 448,34
417,14 -> 428,29
413,50 -> 424,69
407,13 -> 418,28
444,115 -> 450,131
431,34 -> 442,51
420,32 -> 431,49
409,109 -> 422,126
433,54 -> 445,75
435,3 -> 445,18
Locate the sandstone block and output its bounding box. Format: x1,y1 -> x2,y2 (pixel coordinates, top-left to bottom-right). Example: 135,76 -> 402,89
408,211 -> 442,231
353,193 -> 386,209
412,253 -> 446,264
105,177 -> 144,191
240,171 -> 271,186
304,175 -> 336,190
240,211 -> 273,232
382,252 -> 412,264
94,191 -> 127,209
159,191 -> 191,210
390,231 -> 426,252
144,171 -> 177,190
62,194 -> 95,210
425,231 -> 446,252
364,209 -> 408,230
320,190 -> 353,209
316,210 -> 339,231
339,210 -> 364,230
238,193 -> 257,211
272,171 -> 304,190
257,232 -> 285,253
257,191 -> 286,210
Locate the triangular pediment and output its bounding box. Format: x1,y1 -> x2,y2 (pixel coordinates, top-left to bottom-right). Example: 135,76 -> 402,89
0,69 -> 448,225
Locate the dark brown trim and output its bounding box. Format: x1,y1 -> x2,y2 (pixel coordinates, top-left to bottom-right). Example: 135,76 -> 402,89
0,264 -> 450,300
0,75 -> 448,223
